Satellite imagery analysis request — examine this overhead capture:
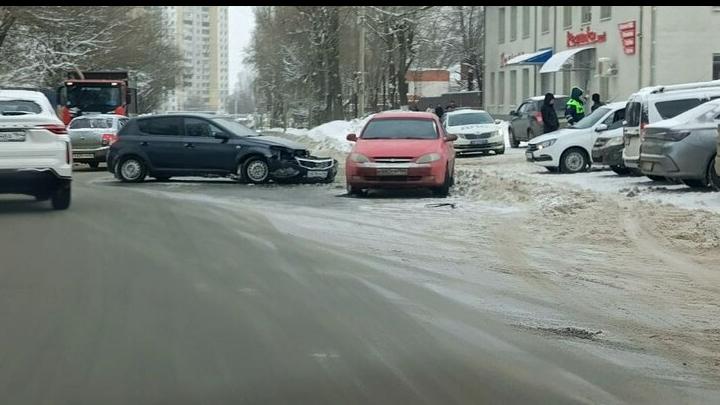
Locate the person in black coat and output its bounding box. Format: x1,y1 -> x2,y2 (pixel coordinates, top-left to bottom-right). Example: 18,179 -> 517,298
540,92 -> 560,133
591,93 -> 605,112
434,105 -> 444,118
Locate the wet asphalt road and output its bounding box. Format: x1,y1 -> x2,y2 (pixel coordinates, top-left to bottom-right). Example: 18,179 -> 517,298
0,168 -> 712,404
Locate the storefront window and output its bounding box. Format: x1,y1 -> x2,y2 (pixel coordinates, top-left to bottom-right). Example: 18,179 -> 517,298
510,70 -> 517,107
490,72 -> 496,106
499,71 -> 505,108
522,69 -> 530,100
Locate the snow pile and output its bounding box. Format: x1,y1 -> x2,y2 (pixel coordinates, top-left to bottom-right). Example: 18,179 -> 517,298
303,116 -> 373,153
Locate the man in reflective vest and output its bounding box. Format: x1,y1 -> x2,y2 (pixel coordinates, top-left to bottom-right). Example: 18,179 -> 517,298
565,86 -> 585,125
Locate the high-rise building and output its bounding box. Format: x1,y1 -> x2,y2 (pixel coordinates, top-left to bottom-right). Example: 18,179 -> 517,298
160,6 -> 229,112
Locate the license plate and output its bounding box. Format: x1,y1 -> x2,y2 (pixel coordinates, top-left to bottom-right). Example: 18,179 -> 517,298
471,139 -> 488,144
377,168 -> 408,176
526,152 -> 533,160
73,153 -> 95,159
306,170 -> 327,178
0,131 -> 26,142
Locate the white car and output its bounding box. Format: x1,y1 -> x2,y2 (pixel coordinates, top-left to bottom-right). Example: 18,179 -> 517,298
0,89 -> 72,209
68,114 -> 128,168
526,101 -> 626,173
442,108 -> 505,155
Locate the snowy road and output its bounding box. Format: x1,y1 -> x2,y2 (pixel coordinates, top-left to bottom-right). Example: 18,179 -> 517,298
1,152 -> 719,403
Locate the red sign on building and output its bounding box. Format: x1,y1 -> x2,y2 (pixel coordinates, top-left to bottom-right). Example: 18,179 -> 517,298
618,20 -> 637,55
566,26 -> 607,48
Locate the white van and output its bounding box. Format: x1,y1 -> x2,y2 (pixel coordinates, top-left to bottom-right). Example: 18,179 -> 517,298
622,80 -> 720,180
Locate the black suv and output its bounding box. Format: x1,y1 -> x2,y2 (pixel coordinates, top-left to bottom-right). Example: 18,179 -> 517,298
107,114 -> 337,183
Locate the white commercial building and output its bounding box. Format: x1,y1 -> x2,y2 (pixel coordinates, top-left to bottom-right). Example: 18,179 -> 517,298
160,6 -> 229,112
484,6 -> 720,116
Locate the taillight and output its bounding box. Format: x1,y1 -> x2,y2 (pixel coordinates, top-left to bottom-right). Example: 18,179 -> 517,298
101,133 -> 118,146
533,111 -> 543,123
37,124 -> 68,135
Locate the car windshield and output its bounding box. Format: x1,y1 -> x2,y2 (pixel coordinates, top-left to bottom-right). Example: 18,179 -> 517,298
0,100 -> 42,115
67,85 -> 122,111
571,107 -> 612,129
212,117 -> 258,136
447,112 -> 494,126
69,118 -> 113,129
362,118 -> 438,139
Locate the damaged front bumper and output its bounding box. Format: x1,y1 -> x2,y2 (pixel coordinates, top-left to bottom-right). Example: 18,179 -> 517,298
270,156 -> 338,183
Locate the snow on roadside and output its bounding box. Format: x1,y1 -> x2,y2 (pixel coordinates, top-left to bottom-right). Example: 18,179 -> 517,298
264,115 -> 373,154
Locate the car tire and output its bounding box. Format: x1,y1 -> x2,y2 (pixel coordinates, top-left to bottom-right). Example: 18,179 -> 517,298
432,166 -> 451,197
682,178 -> 707,189
646,175 -> 666,182
347,184 -> 365,196
709,158 -> 720,191
611,165 -> 632,175
509,129 -> 520,148
546,166 -> 559,173
243,156 -> 270,184
51,182 -> 71,210
116,156 -> 147,183
495,146 -> 505,155
559,148 -> 588,174
88,162 -> 99,169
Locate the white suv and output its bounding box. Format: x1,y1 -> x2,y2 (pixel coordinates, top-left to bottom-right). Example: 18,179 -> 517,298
0,90 -> 72,209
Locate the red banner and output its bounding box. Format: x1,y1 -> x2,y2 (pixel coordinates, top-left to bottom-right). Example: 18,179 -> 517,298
618,21 -> 636,55
566,26 -> 607,48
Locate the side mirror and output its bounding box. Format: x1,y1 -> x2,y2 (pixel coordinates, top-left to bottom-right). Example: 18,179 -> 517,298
494,119 -> 502,125
509,110 -> 517,116
595,124 -> 608,132
214,132 -> 230,140
444,133 -> 458,142
346,133 -> 357,142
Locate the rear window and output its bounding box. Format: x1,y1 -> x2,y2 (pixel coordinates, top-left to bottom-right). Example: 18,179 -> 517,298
69,118 -> 113,129
625,101 -> 646,126
362,119 -> 438,139
0,100 -> 42,115
137,117 -> 182,136
447,112 -> 494,126
654,98 -> 707,120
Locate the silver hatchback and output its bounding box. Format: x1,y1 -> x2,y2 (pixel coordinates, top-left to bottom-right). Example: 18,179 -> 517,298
68,114 -> 128,168
639,99 -> 720,188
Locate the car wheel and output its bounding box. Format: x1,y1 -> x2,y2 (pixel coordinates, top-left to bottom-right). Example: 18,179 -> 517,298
495,146 -> 505,155
709,158 -> 720,191
611,165 -> 632,175
509,128 -> 520,148
88,162 -> 99,169
117,156 -> 147,183
51,182 -> 71,210
347,184 -> 365,196
559,148 -> 588,173
243,157 -> 270,184
646,175 -> 666,182
432,166 -> 451,197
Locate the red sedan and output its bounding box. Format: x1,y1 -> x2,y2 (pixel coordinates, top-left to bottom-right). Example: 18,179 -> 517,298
345,112 -> 457,197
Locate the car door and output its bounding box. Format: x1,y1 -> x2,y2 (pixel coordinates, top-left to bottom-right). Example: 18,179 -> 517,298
183,117 -> 237,173
511,102 -> 530,139
137,116 -> 187,171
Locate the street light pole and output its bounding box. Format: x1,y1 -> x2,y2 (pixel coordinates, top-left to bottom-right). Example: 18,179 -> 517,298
358,6 -> 366,117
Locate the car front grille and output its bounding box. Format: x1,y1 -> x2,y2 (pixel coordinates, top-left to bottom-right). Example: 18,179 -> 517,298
464,132 -> 494,139
374,157 -> 413,163
295,157 -> 334,169
527,144 -> 539,152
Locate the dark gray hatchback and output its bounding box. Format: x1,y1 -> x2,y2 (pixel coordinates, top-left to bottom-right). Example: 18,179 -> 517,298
107,114 -> 337,184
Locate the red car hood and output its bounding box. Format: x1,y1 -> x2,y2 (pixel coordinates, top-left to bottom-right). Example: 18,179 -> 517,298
353,139 -> 440,158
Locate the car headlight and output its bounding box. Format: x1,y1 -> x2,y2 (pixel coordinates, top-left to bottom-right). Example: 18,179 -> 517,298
537,139 -> 556,150
416,153 -> 441,164
606,137 -> 624,146
349,153 -> 370,163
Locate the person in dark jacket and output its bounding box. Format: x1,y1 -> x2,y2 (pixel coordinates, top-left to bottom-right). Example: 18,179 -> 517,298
565,86 -> 585,125
434,105 -> 444,118
591,93 -> 604,112
540,93 -> 560,133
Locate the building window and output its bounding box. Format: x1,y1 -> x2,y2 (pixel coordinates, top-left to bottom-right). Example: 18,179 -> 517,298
510,6 -> 517,42
522,6 -> 530,38
498,71 -> 505,108
522,69 -> 530,100
510,70 -> 517,107
563,6 -> 572,28
713,54 -> 720,80
498,8 -> 506,44
600,6 -> 611,20
541,6 -> 550,33
581,6 -> 592,24
490,72 -> 496,106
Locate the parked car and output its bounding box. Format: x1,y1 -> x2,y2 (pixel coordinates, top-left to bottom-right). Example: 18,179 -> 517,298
107,113 -> 336,184
508,94 -> 569,147
623,80 -> 720,180
639,98 -> 720,189
68,114 -> 128,168
442,108 -> 504,155
526,102 -> 626,173
345,111 -> 456,197
716,125 -> 720,185
592,130 -> 630,175
0,89 -> 71,209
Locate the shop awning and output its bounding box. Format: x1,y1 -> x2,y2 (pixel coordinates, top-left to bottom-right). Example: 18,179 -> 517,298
539,46 -> 595,73
505,48 -> 553,65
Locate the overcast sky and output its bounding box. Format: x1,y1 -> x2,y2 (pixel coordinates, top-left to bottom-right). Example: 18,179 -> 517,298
228,6 -> 256,90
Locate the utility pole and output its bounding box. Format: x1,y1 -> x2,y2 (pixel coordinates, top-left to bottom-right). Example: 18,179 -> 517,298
358,6 -> 366,117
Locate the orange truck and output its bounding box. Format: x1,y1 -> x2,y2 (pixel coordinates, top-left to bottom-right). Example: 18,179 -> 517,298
57,71 -> 138,125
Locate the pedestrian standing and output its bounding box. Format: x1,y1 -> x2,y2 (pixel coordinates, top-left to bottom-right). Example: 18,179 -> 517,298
565,87 -> 585,125
446,100 -> 457,112
434,105 -> 444,118
540,93 -> 560,133
591,93 -> 605,112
